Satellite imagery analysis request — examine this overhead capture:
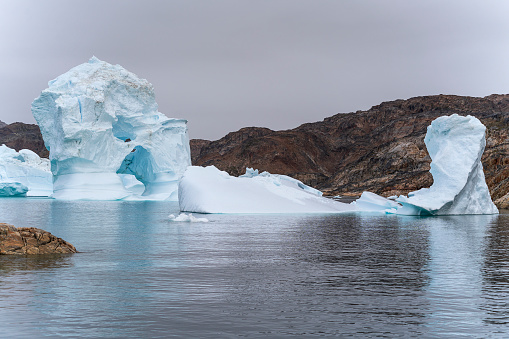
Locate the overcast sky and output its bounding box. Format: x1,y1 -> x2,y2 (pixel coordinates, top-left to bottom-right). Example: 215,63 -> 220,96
1,1 -> 508,140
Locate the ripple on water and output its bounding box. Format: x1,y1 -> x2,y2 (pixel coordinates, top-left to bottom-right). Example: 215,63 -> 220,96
0,199 -> 508,337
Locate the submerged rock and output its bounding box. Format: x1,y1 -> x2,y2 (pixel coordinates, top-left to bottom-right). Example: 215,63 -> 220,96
0,223 -> 76,255
32,56 -> 191,200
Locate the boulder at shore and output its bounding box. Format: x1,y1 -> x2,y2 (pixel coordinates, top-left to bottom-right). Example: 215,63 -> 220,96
0,223 -> 76,255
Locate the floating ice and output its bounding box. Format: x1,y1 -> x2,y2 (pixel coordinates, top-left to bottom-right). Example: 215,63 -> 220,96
178,166 -> 356,214
179,115 -> 498,216
0,144 -> 52,197
387,114 -> 498,215
0,182 -> 28,197
169,213 -> 209,223
32,56 -> 191,200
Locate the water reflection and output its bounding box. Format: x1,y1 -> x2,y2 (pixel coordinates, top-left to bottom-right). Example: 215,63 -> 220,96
1,199 -> 509,337
482,213 -> 509,326
417,215 -> 495,336
0,254 -> 74,275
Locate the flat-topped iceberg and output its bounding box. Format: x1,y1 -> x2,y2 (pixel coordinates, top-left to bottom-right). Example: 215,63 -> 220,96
179,166 -> 356,214
0,144 -> 52,197
387,114 -> 498,215
32,57 -> 191,200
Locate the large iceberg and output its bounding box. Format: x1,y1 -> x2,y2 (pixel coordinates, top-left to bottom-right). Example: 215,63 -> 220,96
32,57 -> 191,200
179,166 -> 356,214
179,114 -> 497,216
387,114 -> 498,215
0,144 -> 52,197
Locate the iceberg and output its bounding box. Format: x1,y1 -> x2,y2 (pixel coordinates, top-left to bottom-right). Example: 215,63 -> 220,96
178,166 -> 356,214
387,114 -> 498,215
179,115 -> 497,216
0,182 -> 28,197
31,57 -> 191,200
0,144 -> 52,197
169,213 -> 210,223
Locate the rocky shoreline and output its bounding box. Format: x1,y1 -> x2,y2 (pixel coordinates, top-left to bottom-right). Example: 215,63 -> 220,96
0,223 -> 76,255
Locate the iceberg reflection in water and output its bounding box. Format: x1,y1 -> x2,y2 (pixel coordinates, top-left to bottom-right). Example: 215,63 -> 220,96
0,198 -> 507,337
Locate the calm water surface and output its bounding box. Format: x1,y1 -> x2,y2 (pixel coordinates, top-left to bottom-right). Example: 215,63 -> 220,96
0,198 -> 508,338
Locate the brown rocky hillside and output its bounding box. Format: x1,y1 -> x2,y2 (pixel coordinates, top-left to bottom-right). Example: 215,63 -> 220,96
0,122 -> 49,158
191,94 -> 509,204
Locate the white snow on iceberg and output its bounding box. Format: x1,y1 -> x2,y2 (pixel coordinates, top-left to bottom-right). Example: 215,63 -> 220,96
387,114 -> 498,215
178,166 -> 357,214
31,57 -> 191,200
0,144 -> 52,197
351,191 -> 400,212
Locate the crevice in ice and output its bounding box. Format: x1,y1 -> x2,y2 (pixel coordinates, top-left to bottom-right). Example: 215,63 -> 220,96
78,98 -> 82,122
112,116 -> 136,142
117,146 -> 155,189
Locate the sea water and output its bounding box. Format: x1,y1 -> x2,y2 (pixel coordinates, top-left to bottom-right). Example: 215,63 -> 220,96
0,198 -> 508,337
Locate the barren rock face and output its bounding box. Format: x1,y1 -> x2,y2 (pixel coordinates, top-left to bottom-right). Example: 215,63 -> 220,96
191,94 -> 509,206
0,122 -> 49,158
0,223 -> 76,255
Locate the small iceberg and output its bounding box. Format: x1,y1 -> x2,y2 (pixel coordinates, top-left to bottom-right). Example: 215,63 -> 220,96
169,213 -> 209,223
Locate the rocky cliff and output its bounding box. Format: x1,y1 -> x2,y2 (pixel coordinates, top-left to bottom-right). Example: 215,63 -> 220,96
0,122 -> 48,158
191,94 -> 509,205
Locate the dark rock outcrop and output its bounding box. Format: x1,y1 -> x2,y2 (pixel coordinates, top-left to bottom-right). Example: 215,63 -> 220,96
0,223 -> 76,255
0,122 -> 48,158
191,94 -> 509,203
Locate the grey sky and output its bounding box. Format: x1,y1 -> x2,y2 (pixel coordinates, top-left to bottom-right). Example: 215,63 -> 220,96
1,1 -> 508,140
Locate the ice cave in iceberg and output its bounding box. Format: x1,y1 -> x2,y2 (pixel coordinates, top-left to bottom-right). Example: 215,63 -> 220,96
0,144 -> 52,197
386,114 -> 498,215
179,166 -> 356,214
31,57 -> 191,200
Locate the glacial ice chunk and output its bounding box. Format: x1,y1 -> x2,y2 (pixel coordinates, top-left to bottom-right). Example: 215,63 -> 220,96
387,114 -> 498,215
31,57 -> 191,200
0,144 -> 52,197
178,166 -> 356,214
169,213 -> 209,223
0,182 -> 29,197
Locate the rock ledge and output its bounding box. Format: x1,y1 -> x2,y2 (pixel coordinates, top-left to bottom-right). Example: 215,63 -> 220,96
0,223 -> 77,255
